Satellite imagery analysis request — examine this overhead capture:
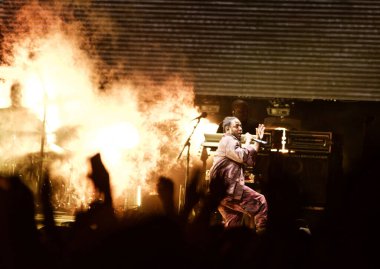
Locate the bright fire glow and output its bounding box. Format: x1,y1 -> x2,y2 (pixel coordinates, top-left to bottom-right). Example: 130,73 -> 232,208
0,2 -> 218,212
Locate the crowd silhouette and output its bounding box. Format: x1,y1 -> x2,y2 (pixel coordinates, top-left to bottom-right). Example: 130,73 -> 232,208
0,150 -> 376,269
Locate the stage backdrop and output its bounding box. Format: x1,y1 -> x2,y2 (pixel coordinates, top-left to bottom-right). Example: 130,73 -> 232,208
1,0 -> 379,101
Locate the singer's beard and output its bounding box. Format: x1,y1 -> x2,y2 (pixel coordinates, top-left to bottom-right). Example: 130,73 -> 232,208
233,133 -> 242,140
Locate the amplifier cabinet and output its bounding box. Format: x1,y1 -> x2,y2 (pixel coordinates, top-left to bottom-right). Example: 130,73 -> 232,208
253,152 -> 332,207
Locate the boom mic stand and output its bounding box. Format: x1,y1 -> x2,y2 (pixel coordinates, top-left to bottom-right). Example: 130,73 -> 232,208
36,70 -> 48,212
39,88 -> 47,185
177,116 -> 202,212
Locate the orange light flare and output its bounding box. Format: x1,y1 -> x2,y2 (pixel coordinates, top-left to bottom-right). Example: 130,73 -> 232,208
0,2 -> 221,212
13,33 -> 97,130
55,84 -> 219,211
97,83 -> 219,206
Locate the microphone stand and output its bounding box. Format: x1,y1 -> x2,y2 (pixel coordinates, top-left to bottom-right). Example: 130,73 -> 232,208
177,117 -> 202,212
36,69 -> 48,212
39,88 -> 47,185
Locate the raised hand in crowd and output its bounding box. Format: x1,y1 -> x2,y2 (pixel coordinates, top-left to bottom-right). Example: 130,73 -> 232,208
68,153 -> 117,262
88,153 -> 112,206
156,175 -> 175,217
180,168 -> 202,222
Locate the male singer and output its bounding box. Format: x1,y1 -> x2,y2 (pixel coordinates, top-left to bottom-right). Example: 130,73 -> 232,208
209,116 -> 268,232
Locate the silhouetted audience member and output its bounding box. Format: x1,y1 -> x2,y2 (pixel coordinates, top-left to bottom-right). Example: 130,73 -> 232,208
157,175 -> 176,217
0,175 -> 45,269
1,150 -> 346,269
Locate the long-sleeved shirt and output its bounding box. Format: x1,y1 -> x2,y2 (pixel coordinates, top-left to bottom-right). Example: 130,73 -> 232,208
209,133 -> 257,200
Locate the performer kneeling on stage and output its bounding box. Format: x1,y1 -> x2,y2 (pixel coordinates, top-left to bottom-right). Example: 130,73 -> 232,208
209,116 -> 268,232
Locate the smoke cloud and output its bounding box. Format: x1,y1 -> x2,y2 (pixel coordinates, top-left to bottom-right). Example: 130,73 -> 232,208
0,1 -> 216,211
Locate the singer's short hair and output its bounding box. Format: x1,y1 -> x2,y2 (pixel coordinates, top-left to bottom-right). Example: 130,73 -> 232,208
222,116 -> 238,132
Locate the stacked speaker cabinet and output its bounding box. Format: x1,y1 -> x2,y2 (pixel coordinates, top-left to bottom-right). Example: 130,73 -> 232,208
253,152 -> 331,208
254,130 -> 335,208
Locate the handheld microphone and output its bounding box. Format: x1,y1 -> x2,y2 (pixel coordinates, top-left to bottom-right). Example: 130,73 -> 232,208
252,138 -> 268,145
192,112 -> 208,121
242,134 -> 268,145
